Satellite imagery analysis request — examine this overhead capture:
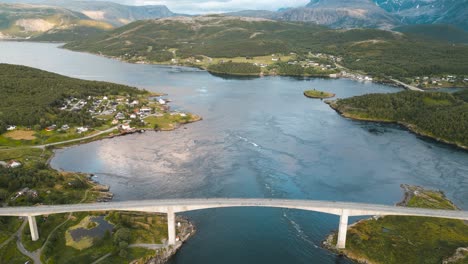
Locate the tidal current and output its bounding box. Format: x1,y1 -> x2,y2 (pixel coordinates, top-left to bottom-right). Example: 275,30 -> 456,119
1,42 -> 467,264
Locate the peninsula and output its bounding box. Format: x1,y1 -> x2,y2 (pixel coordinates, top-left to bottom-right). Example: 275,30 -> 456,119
0,64 -> 200,263
327,90 -> 468,150
304,89 -> 335,99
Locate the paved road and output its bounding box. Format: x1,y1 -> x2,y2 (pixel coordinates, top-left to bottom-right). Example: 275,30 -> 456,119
0,199 -> 467,220
391,79 -> 424,92
15,220 -> 41,264
32,126 -> 118,149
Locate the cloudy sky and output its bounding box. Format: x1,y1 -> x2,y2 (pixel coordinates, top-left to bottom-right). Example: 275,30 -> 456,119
117,0 -> 309,14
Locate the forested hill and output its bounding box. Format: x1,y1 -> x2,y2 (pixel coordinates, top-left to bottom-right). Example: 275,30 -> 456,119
329,90 -> 468,149
0,64 -> 144,133
63,15 -> 468,78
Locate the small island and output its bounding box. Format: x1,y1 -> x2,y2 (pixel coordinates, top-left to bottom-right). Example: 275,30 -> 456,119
324,184 -> 468,264
304,89 -> 336,99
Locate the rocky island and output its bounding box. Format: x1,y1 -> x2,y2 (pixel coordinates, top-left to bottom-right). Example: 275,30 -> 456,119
304,89 -> 335,99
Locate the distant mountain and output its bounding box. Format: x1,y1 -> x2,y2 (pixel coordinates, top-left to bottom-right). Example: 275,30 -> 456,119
224,10 -> 276,19
0,3 -> 113,39
229,0 -> 400,29
227,0 -> 468,30
374,0 -> 468,30
42,0 -> 178,26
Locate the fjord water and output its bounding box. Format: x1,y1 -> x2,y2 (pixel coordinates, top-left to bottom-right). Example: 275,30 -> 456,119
2,42 -> 467,264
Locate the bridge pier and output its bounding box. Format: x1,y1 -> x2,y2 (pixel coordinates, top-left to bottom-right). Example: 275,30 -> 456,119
336,210 -> 349,249
27,215 -> 39,241
167,208 -> 176,245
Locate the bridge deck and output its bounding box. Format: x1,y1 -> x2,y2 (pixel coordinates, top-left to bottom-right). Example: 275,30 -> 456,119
0,199 -> 467,220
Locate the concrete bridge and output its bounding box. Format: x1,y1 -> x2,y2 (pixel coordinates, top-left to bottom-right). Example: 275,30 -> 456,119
1,199 -> 467,249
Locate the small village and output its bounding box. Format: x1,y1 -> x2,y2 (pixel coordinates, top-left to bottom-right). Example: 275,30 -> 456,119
408,75 -> 468,88
4,93 -> 195,141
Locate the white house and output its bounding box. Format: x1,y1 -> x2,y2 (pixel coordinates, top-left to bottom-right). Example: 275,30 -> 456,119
6,125 -> 16,131
121,123 -> 131,131
76,127 -> 88,134
158,98 -> 166,105
8,160 -> 22,168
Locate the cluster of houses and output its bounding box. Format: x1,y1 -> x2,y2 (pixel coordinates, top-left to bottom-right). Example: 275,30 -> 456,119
11,187 -> 38,201
56,95 -> 171,132
412,75 -> 467,86
337,71 -> 373,82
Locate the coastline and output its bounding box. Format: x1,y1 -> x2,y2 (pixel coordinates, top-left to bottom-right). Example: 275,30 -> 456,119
322,184 -> 467,264
1,40 -> 467,90
58,45 -> 468,90
326,101 -> 468,151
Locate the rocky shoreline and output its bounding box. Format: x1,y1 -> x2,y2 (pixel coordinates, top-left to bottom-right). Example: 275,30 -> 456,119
147,217 -> 196,264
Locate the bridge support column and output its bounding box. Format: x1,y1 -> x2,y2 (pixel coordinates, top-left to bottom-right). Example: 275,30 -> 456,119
27,215 -> 39,241
336,210 -> 349,249
167,208 -> 176,246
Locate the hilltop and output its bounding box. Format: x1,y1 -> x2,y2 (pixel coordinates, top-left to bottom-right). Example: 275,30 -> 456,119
0,3 -> 113,40
41,0 -> 177,26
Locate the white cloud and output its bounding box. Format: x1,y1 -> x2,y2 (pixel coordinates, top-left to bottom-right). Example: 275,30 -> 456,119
131,0 -> 309,14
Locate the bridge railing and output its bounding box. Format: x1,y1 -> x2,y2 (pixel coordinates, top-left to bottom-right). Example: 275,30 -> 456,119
1,199 -> 467,249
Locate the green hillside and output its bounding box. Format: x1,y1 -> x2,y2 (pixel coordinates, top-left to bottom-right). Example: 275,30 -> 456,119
63,15 -> 468,78
328,90 -> 468,149
0,3 -> 113,40
394,24 -> 468,44
0,64 -> 144,133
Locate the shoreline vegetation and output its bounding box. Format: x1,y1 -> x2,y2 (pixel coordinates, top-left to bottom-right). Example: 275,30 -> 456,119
304,89 -> 335,99
58,15 -> 468,89
323,184 -> 468,264
326,90 -> 468,150
55,44 -> 468,90
0,64 -> 201,263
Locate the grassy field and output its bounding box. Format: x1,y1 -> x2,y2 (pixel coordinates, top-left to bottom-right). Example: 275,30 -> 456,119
304,90 -> 335,99
144,113 -> 201,131
22,213 -> 70,252
43,211 -> 169,263
0,217 -> 22,245
330,185 -> 468,264
0,147 -> 45,162
0,239 -> 31,264
3,130 -> 36,140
